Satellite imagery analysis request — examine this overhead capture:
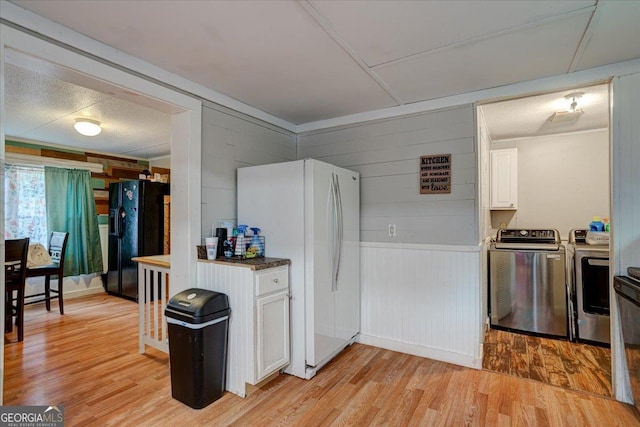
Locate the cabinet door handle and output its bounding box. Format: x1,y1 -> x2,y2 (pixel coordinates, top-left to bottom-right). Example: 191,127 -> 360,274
273,278 -> 279,284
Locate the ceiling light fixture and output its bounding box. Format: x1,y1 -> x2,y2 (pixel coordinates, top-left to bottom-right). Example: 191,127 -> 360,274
74,118 -> 102,136
550,92 -> 585,123
565,92 -> 584,113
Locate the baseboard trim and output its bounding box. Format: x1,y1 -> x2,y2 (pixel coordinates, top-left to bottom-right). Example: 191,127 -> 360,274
357,333 -> 482,370
64,287 -> 106,299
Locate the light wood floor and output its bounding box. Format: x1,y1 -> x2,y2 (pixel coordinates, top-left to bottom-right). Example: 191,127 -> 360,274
4,294 -> 639,426
483,329 -> 612,398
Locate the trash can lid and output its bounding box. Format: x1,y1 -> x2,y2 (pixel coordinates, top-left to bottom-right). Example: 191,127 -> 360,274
165,288 -> 230,324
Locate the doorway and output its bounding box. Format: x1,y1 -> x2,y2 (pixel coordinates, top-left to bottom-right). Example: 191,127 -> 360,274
477,83 -> 612,396
1,24 -> 201,404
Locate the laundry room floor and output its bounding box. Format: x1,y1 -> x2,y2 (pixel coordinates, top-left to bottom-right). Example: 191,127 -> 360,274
482,329 -> 612,397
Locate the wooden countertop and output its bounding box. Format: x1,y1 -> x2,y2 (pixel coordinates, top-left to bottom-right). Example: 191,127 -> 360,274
131,255 -> 170,268
198,257 -> 290,271
131,255 -> 289,271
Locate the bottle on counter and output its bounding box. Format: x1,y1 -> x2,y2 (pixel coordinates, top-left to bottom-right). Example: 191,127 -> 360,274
603,217 -> 610,232
249,227 -> 264,257
235,225 -> 248,256
590,216 -> 604,232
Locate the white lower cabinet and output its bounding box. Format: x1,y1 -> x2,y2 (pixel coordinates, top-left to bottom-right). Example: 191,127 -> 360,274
196,261 -> 290,397
255,290 -> 289,382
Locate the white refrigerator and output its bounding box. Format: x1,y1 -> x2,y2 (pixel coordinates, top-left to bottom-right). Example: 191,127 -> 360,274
238,159 -> 360,379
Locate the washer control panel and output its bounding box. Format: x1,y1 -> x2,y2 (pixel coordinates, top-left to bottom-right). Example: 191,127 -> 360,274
497,229 -> 558,243
569,229 -> 588,244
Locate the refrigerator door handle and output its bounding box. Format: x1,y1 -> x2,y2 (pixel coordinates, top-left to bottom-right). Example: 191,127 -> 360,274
329,173 -> 339,292
109,209 -> 118,236
334,173 -> 343,288
118,206 -> 126,238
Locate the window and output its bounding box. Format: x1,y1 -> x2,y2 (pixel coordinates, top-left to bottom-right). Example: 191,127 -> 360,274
4,164 -> 48,245
4,164 -> 103,276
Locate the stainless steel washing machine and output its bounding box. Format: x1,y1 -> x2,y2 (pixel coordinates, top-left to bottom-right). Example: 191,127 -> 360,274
567,229 -> 610,346
489,229 -> 568,339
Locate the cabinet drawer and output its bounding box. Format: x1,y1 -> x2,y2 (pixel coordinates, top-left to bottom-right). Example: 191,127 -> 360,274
256,267 -> 288,297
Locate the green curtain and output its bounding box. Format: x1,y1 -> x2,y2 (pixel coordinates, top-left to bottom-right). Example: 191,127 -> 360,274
45,166 -> 103,277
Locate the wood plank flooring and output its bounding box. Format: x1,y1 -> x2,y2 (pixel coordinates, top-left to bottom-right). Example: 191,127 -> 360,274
4,294 -> 639,426
483,329 -> 612,398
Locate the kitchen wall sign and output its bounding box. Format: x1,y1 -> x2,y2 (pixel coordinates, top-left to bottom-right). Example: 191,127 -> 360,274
420,154 -> 451,194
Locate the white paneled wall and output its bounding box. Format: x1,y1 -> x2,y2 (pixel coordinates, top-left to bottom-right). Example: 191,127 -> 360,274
359,243 -> 483,368
477,108 -> 492,242
197,262 -> 254,397
612,72 -> 640,403
477,108 -> 492,328
612,73 -> 640,276
201,102 -> 296,240
298,105 -> 477,245
299,104 -> 483,368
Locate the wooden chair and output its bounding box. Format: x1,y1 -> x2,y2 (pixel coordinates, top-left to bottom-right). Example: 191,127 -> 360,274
5,238 -> 29,342
25,232 -> 69,314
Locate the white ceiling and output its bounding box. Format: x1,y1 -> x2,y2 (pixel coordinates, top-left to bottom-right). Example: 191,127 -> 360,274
3,0 -> 639,156
4,49 -> 173,158
481,83 -> 610,142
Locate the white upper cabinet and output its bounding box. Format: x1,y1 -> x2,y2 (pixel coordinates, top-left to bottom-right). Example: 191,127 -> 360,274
490,148 -> 518,210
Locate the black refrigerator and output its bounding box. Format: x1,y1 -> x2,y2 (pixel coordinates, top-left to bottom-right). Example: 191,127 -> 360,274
106,180 -> 169,301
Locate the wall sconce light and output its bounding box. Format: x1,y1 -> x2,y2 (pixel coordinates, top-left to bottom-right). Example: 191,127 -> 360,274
74,118 -> 102,136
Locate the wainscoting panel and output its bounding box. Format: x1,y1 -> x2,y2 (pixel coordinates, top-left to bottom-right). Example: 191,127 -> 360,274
359,243 -> 483,368
197,262 -> 255,397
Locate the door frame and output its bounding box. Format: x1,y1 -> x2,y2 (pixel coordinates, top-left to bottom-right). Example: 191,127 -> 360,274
474,81 -> 626,400
0,23 -> 202,404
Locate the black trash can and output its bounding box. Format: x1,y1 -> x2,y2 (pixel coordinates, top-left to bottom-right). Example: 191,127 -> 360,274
165,288 -> 230,409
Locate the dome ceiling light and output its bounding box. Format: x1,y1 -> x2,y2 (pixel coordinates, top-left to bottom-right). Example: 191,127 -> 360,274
73,118 -> 102,136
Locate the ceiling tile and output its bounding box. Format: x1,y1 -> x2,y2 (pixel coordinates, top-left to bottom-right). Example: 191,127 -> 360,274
12,0 -> 397,124
310,0 -> 595,67
374,11 -> 592,104
6,0 -> 635,135
574,1 -> 640,70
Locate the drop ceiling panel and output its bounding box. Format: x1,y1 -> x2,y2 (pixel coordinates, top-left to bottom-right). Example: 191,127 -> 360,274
11,0 -> 397,124
310,0 -> 595,67
6,0 -> 638,136
375,12 -> 592,104
574,1 -> 640,71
